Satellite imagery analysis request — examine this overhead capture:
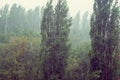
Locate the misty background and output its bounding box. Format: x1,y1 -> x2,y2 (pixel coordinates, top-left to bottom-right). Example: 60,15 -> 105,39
0,0 -> 94,47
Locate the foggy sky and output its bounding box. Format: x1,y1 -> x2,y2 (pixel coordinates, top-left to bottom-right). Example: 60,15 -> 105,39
0,0 -> 93,16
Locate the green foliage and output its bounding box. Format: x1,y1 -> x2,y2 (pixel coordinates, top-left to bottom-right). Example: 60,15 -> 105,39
0,0 -> 119,80
40,0 -> 55,79
40,0 -> 72,80
90,0 -> 120,80
0,34 -> 9,43
65,42 -> 91,80
0,36 -> 41,80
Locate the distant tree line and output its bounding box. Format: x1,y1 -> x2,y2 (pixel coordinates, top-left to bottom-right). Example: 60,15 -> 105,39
70,11 -> 90,47
0,4 -> 41,37
0,3 -> 91,45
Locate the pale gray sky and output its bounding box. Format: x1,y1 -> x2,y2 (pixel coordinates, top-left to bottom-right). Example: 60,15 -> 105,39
0,0 -> 94,16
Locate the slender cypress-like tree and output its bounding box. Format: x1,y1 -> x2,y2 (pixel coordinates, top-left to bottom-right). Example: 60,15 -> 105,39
54,0 -> 72,79
40,0 -> 72,79
90,0 -> 120,80
40,0 -> 55,80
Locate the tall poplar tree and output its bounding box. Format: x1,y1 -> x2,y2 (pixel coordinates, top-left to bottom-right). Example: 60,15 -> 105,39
54,0 -> 72,79
40,0 -> 72,79
40,0 -> 55,79
90,0 -> 120,80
